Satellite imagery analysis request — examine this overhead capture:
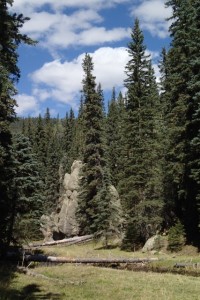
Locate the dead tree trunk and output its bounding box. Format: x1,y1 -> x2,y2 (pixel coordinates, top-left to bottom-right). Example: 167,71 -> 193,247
24,255 -> 159,264
29,235 -> 93,247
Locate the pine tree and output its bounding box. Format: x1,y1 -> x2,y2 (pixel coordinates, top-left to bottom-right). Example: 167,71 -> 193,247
158,48 -> 176,227
12,133 -> 44,241
187,0 -> 200,242
44,134 -> 62,213
115,92 -> 127,186
118,19 -> 164,249
72,94 -> 86,159
77,54 -> 111,236
106,87 -> 122,186
0,0 -> 35,251
44,107 -> 52,148
165,0 -> 199,244
26,116 -> 35,144
34,114 -> 46,168
61,108 -> 77,173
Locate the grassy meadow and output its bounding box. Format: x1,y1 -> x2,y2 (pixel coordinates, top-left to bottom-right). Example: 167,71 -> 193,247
0,241 -> 199,300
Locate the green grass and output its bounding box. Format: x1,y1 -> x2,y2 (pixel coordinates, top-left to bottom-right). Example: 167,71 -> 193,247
1,242 -> 200,300
1,264 -> 200,300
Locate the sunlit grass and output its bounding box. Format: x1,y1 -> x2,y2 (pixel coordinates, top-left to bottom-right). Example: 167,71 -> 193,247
1,242 -> 199,299
3,264 -> 200,300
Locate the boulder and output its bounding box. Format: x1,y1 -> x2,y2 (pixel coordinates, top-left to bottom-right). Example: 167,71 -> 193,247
142,235 -> 161,252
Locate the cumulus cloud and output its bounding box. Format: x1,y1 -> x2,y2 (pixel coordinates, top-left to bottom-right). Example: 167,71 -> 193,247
15,94 -> 40,116
30,47 -> 129,109
131,0 -> 172,38
9,0 -> 133,56
30,47 -> 159,110
12,0 -> 130,13
43,25 -> 130,49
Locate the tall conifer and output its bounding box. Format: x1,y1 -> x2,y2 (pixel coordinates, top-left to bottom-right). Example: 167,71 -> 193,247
118,19 -> 163,249
165,0 -> 199,243
0,0 -> 35,250
77,54 -> 111,235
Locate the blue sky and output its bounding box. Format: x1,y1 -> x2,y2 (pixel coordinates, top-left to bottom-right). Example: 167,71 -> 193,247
11,0 -> 172,118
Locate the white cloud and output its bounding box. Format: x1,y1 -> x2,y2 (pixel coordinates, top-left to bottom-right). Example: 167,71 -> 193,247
92,47 -> 129,89
78,27 -> 130,46
17,6 -> 130,52
12,0 -> 130,13
9,0 -> 133,55
44,25 -> 129,49
29,46 -> 160,110
21,10 -> 102,35
30,47 -> 129,109
31,56 -> 84,108
15,94 -> 40,116
131,0 -> 172,38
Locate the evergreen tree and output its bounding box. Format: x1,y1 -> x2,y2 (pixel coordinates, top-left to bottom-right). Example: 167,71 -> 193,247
187,0 -> 200,242
106,87 -> 122,186
97,83 -> 106,117
26,116 -> 35,144
73,94 -> 86,159
62,108 -> 76,173
158,48 -> 176,228
44,134 -> 62,213
115,91 -> 127,186
118,19 -> 163,249
165,0 -> 199,243
77,54 -> 111,236
12,133 -> 44,241
34,114 -> 46,169
44,107 -> 52,149
0,0 -> 35,251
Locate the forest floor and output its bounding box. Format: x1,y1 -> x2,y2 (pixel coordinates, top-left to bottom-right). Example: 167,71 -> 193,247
0,241 -> 200,300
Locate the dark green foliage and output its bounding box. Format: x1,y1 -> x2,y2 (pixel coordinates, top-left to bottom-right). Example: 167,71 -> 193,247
12,134 -> 44,241
73,95 -> 86,159
121,221 -> 142,251
167,221 -> 186,252
106,88 -> 124,186
0,0 -> 35,251
34,114 -> 46,169
164,0 -> 200,244
62,108 -> 76,173
158,48 -> 176,228
44,133 -> 62,213
187,0 -> 200,240
118,19 -> 164,248
77,54 -> 111,236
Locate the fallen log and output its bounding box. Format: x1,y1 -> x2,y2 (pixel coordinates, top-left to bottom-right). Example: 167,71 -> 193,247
24,255 -> 159,264
174,263 -> 200,269
29,235 -> 93,247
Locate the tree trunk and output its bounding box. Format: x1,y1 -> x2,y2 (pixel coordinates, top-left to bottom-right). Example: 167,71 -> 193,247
24,255 -> 159,264
29,235 -> 93,247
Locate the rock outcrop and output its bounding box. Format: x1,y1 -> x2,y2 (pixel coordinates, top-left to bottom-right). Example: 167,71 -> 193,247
40,160 -> 82,241
40,160 -> 123,242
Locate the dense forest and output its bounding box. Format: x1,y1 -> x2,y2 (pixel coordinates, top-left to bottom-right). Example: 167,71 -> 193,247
0,0 -> 199,256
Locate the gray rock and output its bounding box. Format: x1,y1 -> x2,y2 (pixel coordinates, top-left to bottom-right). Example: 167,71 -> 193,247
142,235 -> 161,252
40,160 -> 82,241
40,160 -> 123,242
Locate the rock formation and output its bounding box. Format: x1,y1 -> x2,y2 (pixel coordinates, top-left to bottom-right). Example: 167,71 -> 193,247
40,160 -> 123,242
40,160 -> 82,241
